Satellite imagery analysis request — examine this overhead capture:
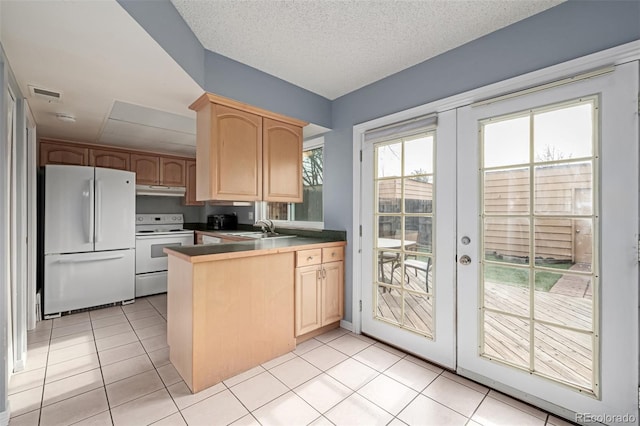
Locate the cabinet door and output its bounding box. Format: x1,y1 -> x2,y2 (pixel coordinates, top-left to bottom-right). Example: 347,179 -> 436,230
295,265 -> 322,336
131,154 -> 160,185
89,148 -> 130,170
263,118 -> 303,202
160,158 -> 186,186
40,142 -> 88,166
321,261 -> 344,326
184,160 -> 204,205
213,104 -> 262,200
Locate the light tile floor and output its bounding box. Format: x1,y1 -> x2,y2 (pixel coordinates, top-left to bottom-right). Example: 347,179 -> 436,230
8,294 -> 576,426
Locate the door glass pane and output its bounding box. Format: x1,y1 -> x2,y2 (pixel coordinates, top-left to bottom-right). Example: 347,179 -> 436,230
376,286 -> 401,325
534,272 -> 592,330
483,265 -> 530,317
484,168 -> 530,214
534,323 -> 593,390
374,131 -> 435,339
404,135 -> 434,174
403,292 -> 433,335
484,217 -> 530,266
479,98 -> 598,393
483,115 -> 530,168
404,176 -> 433,213
534,102 -> 593,161
534,162 -> 592,215
483,311 -> 530,370
376,250 -> 402,286
377,179 -> 402,213
405,216 -> 432,254
403,254 -> 432,294
535,218 -> 592,273
377,142 -> 402,178
377,216 -> 401,239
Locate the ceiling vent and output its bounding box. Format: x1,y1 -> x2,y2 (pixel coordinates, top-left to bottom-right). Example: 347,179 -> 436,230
28,85 -> 63,103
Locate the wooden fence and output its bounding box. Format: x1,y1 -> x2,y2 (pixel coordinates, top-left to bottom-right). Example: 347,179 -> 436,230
377,163 -> 592,263
484,163 -> 592,262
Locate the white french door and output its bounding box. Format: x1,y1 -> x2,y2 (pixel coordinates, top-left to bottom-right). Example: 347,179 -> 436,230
457,61 -> 638,419
359,60 -> 638,420
361,110 -> 457,368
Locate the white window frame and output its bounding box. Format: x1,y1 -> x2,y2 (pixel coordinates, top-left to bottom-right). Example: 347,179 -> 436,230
256,136 -> 325,229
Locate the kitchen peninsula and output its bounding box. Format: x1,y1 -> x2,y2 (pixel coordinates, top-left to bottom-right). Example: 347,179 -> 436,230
164,236 -> 346,393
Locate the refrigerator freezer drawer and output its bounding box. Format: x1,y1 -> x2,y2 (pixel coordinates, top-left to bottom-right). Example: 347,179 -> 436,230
135,272 -> 167,298
44,249 -> 135,315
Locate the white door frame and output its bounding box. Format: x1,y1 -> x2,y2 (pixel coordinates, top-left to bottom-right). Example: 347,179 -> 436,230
25,103 -> 36,331
351,38 -> 639,409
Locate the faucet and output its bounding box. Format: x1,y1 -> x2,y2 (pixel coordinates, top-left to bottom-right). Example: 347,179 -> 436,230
255,219 -> 275,234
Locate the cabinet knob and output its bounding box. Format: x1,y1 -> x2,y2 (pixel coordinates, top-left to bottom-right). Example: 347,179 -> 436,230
307,256 -> 313,261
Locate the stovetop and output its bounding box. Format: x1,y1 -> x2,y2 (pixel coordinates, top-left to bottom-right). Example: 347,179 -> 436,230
135,213 -> 194,236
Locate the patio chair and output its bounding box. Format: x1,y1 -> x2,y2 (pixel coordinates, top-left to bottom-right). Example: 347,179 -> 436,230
404,257 -> 432,293
379,252 -> 400,285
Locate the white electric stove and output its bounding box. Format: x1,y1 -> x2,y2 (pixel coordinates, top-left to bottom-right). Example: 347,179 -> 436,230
135,214 -> 194,297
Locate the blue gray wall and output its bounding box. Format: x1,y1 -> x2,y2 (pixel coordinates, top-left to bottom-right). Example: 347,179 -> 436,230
121,0 -> 640,322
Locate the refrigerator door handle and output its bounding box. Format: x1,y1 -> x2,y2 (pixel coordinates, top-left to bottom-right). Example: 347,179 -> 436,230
95,180 -> 102,242
88,179 -> 95,243
57,253 -> 125,264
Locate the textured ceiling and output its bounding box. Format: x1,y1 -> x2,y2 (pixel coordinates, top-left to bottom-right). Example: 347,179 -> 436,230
171,0 -> 564,100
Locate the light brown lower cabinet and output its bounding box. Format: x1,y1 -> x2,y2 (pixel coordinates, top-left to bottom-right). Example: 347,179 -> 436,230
295,247 -> 344,337
167,252 -> 295,393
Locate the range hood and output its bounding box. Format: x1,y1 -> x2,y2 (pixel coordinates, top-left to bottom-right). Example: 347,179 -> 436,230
136,185 -> 186,197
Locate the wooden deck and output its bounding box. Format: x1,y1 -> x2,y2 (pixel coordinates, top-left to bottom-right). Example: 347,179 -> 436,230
375,262 -> 594,391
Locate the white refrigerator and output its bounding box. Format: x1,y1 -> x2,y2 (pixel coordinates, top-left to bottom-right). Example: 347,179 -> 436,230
44,165 -> 136,317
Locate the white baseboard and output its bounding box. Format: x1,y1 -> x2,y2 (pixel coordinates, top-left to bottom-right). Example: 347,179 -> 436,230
0,403 -> 10,426
339,320 -> 353,332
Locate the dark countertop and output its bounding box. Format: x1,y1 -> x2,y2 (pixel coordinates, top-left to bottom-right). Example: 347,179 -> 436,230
184,223 -> 347,240
165,235 -> 346,263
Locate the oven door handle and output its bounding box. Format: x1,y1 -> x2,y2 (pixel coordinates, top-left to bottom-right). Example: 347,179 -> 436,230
135,235 -> 193,241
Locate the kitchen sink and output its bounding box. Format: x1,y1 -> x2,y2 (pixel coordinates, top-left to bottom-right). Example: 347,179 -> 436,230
243,232 -> 296,240
224,231 -> 295,240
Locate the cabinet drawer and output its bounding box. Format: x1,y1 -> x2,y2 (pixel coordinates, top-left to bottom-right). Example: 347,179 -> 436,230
322,247 -> 344,263
296,249 -> 322,267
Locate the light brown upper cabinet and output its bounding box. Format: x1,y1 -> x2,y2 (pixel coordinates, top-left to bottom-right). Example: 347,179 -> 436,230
194,102 -> 262,201
131,154 -> 160,185
184,160 -> 204,206
263,118 -> 303,202
40,140 -> 88,167
89,148 -> 130,170
160,158 -> 186,187
190,93 -> 307,202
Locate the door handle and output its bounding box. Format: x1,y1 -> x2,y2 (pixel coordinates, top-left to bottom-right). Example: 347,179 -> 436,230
88,179 -> 95,243
58,253 -> 124,264
459,255 -> 472,265
95,180 -> 102,242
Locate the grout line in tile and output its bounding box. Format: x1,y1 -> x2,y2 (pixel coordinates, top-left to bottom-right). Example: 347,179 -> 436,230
467,391 -> 490,424
420,392 -> 473,422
